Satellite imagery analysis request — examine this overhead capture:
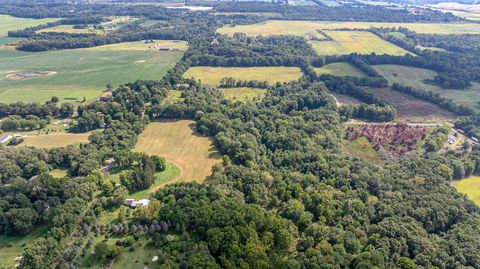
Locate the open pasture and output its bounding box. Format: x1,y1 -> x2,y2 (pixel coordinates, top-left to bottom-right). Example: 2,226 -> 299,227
134,120 -> 221,183
0,15 -> 60,36
315,62 -> 367,77
18,132 -> 91,148
0,225 -> 49,268
0,41 -> 184,104
452,176 -> 480,206
310,31 -> 410,56
217,20 -> 480,36
220,87 -> 267,102
363,87 -> 454,122
184,66 -> 303,86
373,64 -> 480,111
38,25 -> 103,34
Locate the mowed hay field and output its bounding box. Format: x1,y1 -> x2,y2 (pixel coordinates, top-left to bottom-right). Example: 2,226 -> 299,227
0,40 -> 186,104
18,132 -> 91,148
373,64 -> 480,111
38,25 -> 103,35
452,176 -> 480,206
0,15 -> 60,36
310,31 -> 410,56
184,66 -> 303,86
314,62 -> 367,77
217,20 -> 480,36
363,87 -> 454,122
134,120 -> 221,183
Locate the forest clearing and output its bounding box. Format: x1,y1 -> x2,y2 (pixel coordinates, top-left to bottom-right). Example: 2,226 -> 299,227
452,176 -> 480,206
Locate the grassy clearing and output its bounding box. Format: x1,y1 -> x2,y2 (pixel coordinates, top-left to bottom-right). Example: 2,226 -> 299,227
332,93 -> 363,106
0,42 -> 184,103
18,132 -> 91,148
220,87 -> 267,102
310,31 -> 410,56
162,90 -> 184,105
129,162 -> 181,199
85,40 -> 188,51
184,66 -> 303,86
363,87 -> 454,122
373,64 -> 480,111
452,176 -> 480,206
314,62 -> 367,77
49,169 -> 68,178
38,25 -> 103,34
0,225 -> 49,268
134,120 -> 221,183
342,136 -> 384,166
217,20 -> 480,36
0,15 -> 60,36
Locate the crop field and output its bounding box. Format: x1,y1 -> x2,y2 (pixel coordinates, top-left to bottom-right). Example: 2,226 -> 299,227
452,176 -> 480,206
38,25 -> 103,34
373,64 -> 480,111
220,87 -> 267,102
363,87 -> 454,122
0,41 -> 185,104
0,15 -> 60,36
312,31 -> 409,56
315,62 -> 367,77
217,20 -> 480,36
184,66 -> 303,86
18,132 -> 91,148
0,225 -> 50,268
134,120 -> 221,183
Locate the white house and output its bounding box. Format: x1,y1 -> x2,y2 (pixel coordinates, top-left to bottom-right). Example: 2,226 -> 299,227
124,198 -> 150,208
447,135 -> 457,144
0,134 -> 12,144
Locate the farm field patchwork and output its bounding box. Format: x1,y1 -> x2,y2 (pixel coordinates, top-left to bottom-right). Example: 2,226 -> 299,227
373,64 -> 480,111
220,87 -> 267,102
0,40 -> 185,103
18,132 -> 92,148
134,120 -> 221,183
363,87 -> 454,122
314,62 -> 367,77
0,14 -> 60,36
217,20 -> 480,36
184,66 -> 303,86
310,31 -> 410,56
452,176 -> 480,206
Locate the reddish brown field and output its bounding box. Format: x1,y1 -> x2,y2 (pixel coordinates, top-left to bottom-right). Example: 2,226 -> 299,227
363,87 -> 453,122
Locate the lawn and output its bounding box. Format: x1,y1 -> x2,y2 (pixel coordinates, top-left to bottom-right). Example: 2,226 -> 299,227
217,20 -> 480,36
0,41 -> 185,103
134,120 -> 221,183
184,66 -> 303,86
220,87 -> 267,102
0,15 -> 60,36
452,176 -> 480,206
310,31 -> 410,56
129,162 -> 181,199
314,62 -> 367,77
18,132 -> 91,148
363,87 -> 454,122
373,64 -> 480,111
0,225 -> 49,268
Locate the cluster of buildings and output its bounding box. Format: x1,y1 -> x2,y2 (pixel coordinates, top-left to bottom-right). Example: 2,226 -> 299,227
0,133 -> 22,145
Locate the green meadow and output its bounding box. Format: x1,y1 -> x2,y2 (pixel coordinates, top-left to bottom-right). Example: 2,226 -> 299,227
0,14 -> 60,36
0,225 -> 50,267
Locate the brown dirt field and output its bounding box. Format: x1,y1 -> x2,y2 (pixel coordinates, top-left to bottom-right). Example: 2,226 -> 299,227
134,120 -> 221,183
363,87 -> 454,123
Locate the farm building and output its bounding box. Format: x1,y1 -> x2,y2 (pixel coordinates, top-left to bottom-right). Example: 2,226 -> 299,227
447,135 -> 457,144
0,133 -> 12,144
472,137 -> 479,143
124,198 -> 150,208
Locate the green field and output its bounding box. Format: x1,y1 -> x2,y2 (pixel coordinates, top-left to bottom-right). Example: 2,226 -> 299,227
184,66 -> 303,86
0,225 -> 49,268
342,136 -> 384,166
129,162 -> 181,199
373,64 -> 480,111
220,87 -> 267,102
0,15 -> 60,36
452,176 -> 480,206
0,41 -> 185,103
38,25 -> 103,34
314,62 -> 367,77
217,20 -> 480,36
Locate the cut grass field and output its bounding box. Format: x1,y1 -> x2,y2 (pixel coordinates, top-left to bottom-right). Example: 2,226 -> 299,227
217,20 -> 480,36
184,66 -> 303,86
134,120 -> 221,183
38,25 -> 103,35
0,41 -> 185,104
0,225 -> 49,268
0,15 -> 60,36
452,176 -> 480,206
373,64 -> 480,111
363,87 -> 454,122
310,31 -> 410,56
314,62 -> 367,77
220,87 -> 267,102
85,40 -> 188,51
18,132 -> 91,148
